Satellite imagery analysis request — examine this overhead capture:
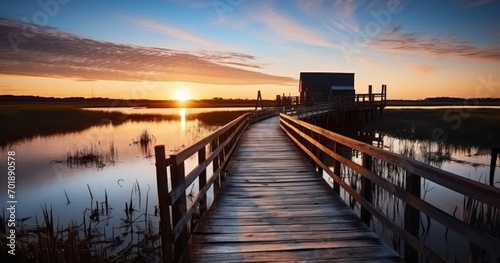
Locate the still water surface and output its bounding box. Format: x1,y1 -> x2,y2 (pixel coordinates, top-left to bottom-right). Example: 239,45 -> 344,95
0,108 -> 227,256
327,132 -> 499,262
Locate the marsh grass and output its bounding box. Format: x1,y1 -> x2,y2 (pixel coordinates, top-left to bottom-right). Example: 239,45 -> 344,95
132,129 -> 156,158
66,142 -> 117,169
333,139 -> 499,261
0,105 -> 124,147
463,177 -> 500,262
364,109 -> 500,148
0,105 -> 250,147
191,110 -> 250,126
0,182 -> 161,262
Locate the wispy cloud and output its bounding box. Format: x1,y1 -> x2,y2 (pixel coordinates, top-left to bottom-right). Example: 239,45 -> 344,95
198,51 -> 263,69
295,0 -> 361,35
412,64 -> 439,74
259,8 -> 334,47
167,0 -> 212,8
369,26 -> 500,62
450,0 -> 493,9
0,18 -> 296,85
125,16 -> 216,48
241,2 -> 337,48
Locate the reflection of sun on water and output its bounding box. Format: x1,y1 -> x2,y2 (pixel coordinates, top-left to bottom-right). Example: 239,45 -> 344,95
180,108 -> 186,131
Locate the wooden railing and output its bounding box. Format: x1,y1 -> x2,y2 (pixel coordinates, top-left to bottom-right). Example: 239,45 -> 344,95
282,86 -> 387,121
280,113 -> 500,263
276,95 -> 300,107
282,103 -> 335,120
154,108 -> 278,262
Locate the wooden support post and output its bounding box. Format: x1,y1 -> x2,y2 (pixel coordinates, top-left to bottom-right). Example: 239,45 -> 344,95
381,84 -> 387,118
316,133 -> 323,175
333,142 -> 341,194
255,90 -> 263,110
368,85 -> 373,103
155,145 -> 173,263
169,155 -> 187,262
210,137 -> 220,196
404,171 -> 421,263
361,153 -> 372,226
490,146 -> 498,187
211,140 -> 219,172
198,146 -> 207,215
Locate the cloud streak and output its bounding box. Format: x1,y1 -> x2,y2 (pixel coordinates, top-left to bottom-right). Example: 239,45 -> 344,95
261,10 -> 333,48
0,18 -> 296,85
295,0 -> 361,35
222,1 -> 336,47
369,27 -> 500,62
125,16 -> 216,48
412,64 -> 439,74
450,0 -> 493,9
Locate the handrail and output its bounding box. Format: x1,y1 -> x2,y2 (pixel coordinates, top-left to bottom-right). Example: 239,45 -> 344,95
282,103 -> 334,119
280,113 -> 500,263
155,109 -> 278,262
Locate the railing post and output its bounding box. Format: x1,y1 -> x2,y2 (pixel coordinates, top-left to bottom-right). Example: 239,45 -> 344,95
315,132 -> 323,175
198,146 -> 207,215
368,85 -> 373,103
211,138 -> 221,195
155,145 -> 173,263
361,153 -> 373,226
333,142 -> 341,194
490,146 -> 498,187
211,139 -> 219,172
169,155 -> 187,261
404,171 -> 421,263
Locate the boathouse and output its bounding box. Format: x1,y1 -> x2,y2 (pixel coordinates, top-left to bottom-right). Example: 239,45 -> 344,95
299,72 -> 355,105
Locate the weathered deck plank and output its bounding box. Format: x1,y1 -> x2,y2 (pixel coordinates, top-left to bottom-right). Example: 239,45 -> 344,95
187,117 -> 402,262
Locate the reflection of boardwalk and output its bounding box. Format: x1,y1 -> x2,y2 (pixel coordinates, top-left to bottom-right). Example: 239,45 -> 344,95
187,117 -> 402,262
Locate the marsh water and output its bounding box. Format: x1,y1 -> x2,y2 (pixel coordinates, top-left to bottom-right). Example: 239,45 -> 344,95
0,107 -> 250,257
0,107 -> 498,261
324,117 -> 499,262
327,133 -> 499,261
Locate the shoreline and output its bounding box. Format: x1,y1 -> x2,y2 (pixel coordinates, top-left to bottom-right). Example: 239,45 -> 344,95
1,95 -> 499,108
0,105 -> 249,147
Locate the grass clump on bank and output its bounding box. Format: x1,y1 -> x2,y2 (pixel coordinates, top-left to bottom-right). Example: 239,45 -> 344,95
0,105 -> 125,146
0,182 -> 161,262
0,105 -> 250,147
364,109 -> 500,148
191,110 -> 250,126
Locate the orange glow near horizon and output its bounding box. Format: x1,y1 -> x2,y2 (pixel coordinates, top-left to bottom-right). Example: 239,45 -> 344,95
1,74 -> 499,101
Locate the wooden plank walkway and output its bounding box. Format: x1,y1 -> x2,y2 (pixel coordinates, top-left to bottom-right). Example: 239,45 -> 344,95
186,117 -> 403,262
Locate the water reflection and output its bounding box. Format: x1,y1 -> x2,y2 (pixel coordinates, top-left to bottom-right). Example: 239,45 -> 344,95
0,114 -> 221,259
180,108 -> 186,131
324,129 -> 499,262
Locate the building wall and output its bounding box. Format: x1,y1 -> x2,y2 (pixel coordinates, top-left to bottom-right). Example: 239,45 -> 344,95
299,72 -> 355,105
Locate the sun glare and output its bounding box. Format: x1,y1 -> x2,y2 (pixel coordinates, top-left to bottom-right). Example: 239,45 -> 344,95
174,89 -> 190,102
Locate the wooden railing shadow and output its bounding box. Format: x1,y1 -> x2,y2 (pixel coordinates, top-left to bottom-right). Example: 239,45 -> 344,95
154,108 -> 278,262
280,113 -> 500,263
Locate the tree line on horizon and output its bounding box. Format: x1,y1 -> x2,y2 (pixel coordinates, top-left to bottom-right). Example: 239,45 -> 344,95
0,95 -> 499,104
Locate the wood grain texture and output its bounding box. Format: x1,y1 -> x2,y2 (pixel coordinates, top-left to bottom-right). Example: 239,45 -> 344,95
186,117 -> 402,262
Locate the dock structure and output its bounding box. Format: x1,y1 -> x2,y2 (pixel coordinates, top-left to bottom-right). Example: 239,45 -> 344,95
186,117 -> 403,262
155,109 -> 500,263
278,84 -> 387,125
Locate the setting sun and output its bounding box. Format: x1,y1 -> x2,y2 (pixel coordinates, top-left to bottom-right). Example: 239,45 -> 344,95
174,89 -> 190,102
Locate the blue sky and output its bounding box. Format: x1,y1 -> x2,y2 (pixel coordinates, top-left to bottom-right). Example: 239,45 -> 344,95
0,0 -> 499,99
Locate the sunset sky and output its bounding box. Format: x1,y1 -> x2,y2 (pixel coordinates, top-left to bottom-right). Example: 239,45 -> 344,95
1,0 -> 499,100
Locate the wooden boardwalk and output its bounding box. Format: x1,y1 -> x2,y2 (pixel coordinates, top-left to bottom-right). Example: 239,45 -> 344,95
186,117 -> 403,262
